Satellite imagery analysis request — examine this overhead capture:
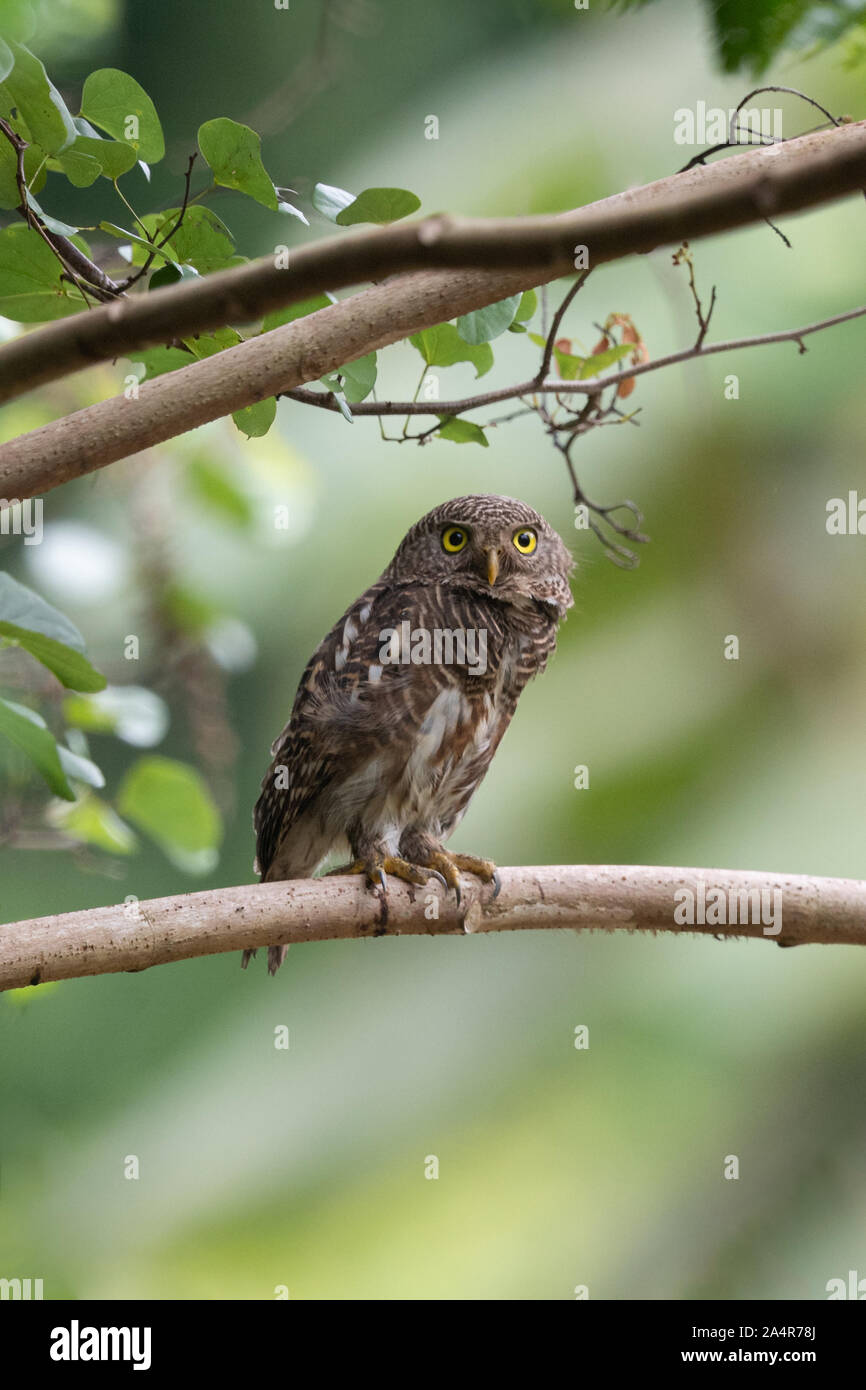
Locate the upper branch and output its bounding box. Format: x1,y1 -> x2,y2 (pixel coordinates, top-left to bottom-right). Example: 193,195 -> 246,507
1,117 -> 864,406
1,865 -> 864,991
1,119 -> 865,500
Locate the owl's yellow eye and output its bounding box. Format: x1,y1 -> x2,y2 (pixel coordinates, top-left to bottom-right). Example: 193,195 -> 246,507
442,525 -> 469,553
513,528 -> 537,555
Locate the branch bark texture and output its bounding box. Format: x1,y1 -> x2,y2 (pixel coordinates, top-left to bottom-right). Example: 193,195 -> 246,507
1,865 -> 864,992
1,120 -> 865,499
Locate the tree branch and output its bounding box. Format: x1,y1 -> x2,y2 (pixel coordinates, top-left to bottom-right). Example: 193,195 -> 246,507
1,865 -> 865,991
281,306 -> 866,419
1,119 -> 864,498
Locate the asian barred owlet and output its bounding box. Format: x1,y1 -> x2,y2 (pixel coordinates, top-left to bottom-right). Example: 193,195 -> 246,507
246,494 -> 574,973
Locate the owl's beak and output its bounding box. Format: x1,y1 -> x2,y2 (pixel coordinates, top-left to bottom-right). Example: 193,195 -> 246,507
485,548 -> 500,586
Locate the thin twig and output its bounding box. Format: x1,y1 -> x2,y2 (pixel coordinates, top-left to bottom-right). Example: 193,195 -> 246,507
117,152 -> 199,291
280,305 -> 866,418
535,270 -> 591,383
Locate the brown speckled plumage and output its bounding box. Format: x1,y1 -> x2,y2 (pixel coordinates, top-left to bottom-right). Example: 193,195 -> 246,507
247,494 -> 574,973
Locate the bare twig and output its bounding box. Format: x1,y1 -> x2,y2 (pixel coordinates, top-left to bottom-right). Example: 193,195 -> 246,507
671,242 -> 717,348
678,85 -> 844,175
280,305 -> 866,419
535,269 -> 591,383
116,152 -> 199,292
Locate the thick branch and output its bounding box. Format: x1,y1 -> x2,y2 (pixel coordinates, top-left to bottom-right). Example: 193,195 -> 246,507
1,865 -> 864,991
0,118 -> 864,500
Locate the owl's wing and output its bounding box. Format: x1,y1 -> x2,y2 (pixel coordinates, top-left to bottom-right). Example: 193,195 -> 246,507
254,581 -> 442,876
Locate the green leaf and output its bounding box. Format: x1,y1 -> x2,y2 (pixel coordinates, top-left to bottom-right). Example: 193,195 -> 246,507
184,326 -> 243,359
185,456 -> 255,526
118,755 -> 222,862
0,697 -> 74,800
131,345 -> 193,380
578,342 -> 634,378
528,331 -> 584,381
277,199 -> 309,226
335,186 -> 421,225
0,223 -> 88,321
147,263 -> 192,289
70,119 -> 138,178
0,137 -> 46,209
311,182 -> 355,221
316,382 -> 353,423
338,352 -> 377,402
0,41 -> 77,155
514,289 -> 537,323
52,793 -> 137,854
456,294 -> 521,344
5,981 -> 61,1006
62,686 -> 169,747
261,291 -> 336,333
233,396 -> 276,438
197,117 -> 277,210
436,416 -> 489,447
51,146 -> 102,188
0,572 -> 106,691
57,744 -> 105,789
0,2 -> 36,45
80,68 -> 164,162
409,323 -> 494,378
131,205 -> 236,274
24,193 -> 79,236
0,38 -> 13,83
554,349 -> 585,381
99,220 -> 180,270
710,0 -> 809,73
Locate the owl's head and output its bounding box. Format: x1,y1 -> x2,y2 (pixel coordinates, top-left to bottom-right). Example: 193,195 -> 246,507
387,494 -> 574,614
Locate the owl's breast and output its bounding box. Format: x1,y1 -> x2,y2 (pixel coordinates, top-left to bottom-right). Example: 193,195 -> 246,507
398,658 -> 517,836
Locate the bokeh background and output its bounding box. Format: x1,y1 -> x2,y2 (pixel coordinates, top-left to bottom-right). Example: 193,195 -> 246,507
1,0 -> 865,1299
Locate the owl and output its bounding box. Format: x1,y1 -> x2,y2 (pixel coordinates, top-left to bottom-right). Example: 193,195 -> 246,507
246,494 -> 574,973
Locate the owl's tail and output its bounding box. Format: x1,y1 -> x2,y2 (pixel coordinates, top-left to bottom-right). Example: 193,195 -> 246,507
241,943 -> 288,974
242,855 -> 313,974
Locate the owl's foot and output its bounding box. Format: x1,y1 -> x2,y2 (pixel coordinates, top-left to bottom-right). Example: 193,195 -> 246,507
424,850 -> 501,906
328,856 -> 448,893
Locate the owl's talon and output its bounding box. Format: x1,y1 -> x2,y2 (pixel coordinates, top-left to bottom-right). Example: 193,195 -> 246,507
420,849 -> 500,904
333,855 -> 448,895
